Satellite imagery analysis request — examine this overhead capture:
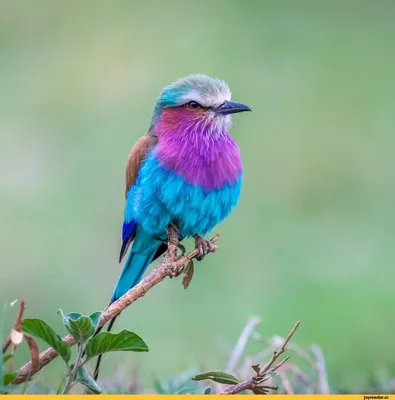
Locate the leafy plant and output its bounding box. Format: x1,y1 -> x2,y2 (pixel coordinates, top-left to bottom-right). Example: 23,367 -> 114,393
20,309 -> 149,394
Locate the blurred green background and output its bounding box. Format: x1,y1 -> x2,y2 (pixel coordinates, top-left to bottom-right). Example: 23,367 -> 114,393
1,0 -> 394,391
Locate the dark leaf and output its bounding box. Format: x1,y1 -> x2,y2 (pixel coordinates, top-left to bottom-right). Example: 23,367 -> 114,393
3,354 -> 13,363
252,364 -> 261,374
252,386 -> 269,394
204,386 -> 212,394
3,372 -> 16,386
192,371 -> 239,385
85,329 -> 148,359
182,260 -> 194,289
22,318 -> 71,363
75,366 -> 102,394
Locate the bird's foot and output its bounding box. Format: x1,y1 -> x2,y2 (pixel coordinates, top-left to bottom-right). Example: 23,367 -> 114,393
167,222 -> 179,246
177,243 -> 186,256
194,235 -> 217,261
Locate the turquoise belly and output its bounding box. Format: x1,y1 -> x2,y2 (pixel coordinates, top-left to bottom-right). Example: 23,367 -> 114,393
125,153 -> 242,238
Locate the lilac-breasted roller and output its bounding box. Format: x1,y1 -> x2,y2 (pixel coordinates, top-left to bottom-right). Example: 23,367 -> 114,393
94,74 -> 250,378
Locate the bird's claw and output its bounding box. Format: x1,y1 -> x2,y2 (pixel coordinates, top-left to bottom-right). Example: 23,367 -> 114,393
194,235 -> 216,261
177,243 -> 186,255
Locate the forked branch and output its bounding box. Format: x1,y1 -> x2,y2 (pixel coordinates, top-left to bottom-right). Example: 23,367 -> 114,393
221,321 -> 300,394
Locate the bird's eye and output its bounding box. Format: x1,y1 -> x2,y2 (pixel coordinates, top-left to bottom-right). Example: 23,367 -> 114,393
184,101 -> 201,109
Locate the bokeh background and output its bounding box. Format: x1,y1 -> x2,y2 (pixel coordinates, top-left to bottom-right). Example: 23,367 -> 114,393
1,0 -> 394,392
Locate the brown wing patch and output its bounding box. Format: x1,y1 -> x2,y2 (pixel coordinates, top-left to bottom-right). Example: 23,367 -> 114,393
125,134 -> 158,197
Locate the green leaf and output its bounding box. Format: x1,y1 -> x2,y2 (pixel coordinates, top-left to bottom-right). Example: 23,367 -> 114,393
75,366 -> 102,394
192,371 -> 239,385
3,372 -> 16,386
3,354 -> 13,363
22,318 -> 71,363
85,329 -> 148,359
89,311 -> 102,332
58,310 -> 96,343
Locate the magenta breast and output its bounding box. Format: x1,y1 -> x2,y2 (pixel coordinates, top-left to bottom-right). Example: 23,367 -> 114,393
155,112 -> 243,191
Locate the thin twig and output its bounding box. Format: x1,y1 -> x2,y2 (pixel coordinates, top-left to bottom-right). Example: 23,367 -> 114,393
253,331 -> 317,370
271,355 -> 290,372
61,342 -> 85,394
221,321 -> 300,395
259,321 -> 300,376
13,232 -> 219,385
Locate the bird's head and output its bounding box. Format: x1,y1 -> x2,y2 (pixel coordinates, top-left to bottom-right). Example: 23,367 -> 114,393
150,74 -> 251,134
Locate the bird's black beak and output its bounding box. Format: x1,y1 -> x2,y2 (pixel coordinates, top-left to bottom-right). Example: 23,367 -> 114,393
214,100 -> 251,115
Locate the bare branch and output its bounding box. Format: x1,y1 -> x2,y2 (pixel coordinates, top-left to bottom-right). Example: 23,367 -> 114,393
259,321 -> 300,376
2,334 -> 11,355
221,321 -> 300,395
13,232 -> 219,385
23,335 -> 40,376
271,355 -> 290,372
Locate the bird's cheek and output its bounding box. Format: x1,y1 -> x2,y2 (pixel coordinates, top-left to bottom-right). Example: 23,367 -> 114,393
214,114 -> 232,130
206,111 -> 216,121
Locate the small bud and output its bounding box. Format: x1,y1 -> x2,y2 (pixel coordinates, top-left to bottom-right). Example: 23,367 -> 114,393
11,328 -> 24,345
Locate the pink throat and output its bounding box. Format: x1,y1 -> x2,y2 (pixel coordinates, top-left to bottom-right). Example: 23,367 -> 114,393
154,108 -> 243,191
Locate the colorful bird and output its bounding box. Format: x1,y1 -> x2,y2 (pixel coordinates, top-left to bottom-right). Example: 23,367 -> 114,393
94,74 -> 250,378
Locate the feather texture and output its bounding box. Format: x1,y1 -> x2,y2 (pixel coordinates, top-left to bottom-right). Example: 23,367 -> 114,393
125,134 -> 158,196
125,149 -> 242,238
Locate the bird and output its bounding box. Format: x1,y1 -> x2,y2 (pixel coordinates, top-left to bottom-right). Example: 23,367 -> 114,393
94,74 -> 251,379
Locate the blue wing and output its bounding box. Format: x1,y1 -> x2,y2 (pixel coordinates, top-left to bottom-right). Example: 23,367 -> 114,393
118,134 -> 158,262
119,218 -> 137,262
